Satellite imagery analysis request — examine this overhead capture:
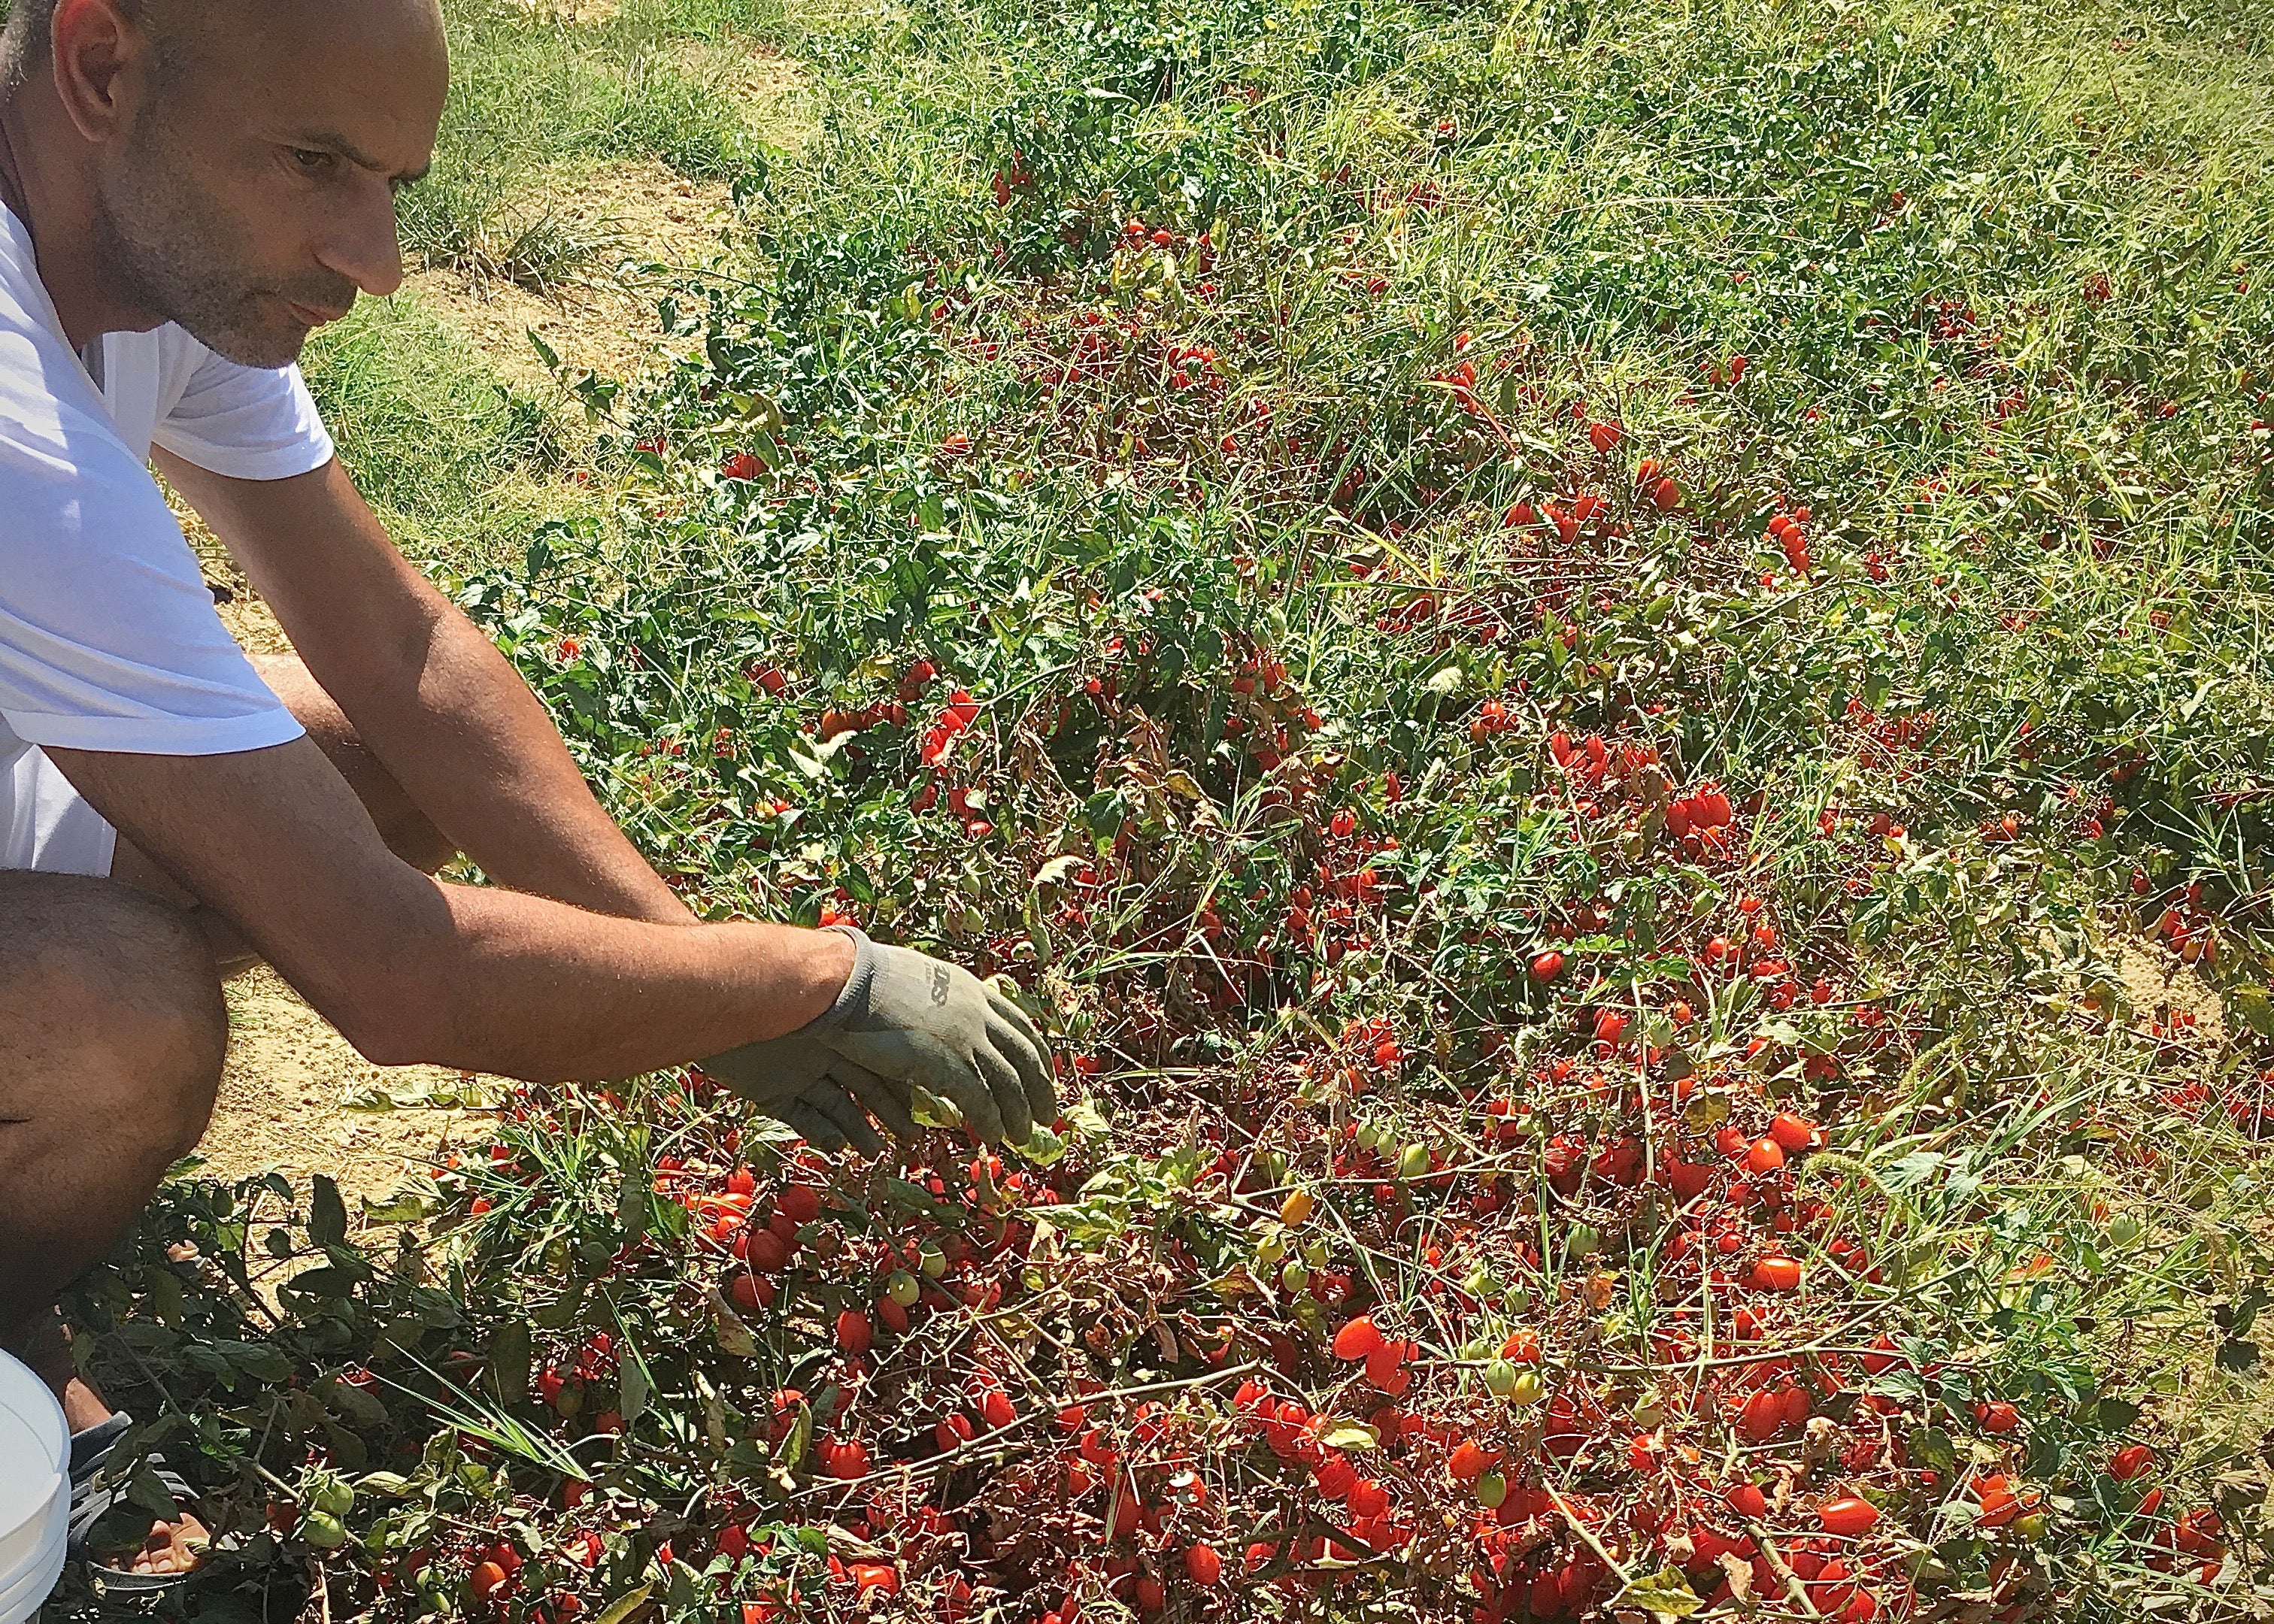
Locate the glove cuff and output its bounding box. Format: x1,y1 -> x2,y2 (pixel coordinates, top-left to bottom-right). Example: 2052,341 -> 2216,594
807,925 -> 877,1034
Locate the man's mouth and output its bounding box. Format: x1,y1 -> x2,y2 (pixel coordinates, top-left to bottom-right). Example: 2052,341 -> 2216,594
285,298 -> 352,328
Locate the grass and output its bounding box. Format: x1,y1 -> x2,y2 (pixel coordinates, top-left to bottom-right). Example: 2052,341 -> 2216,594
38,0 -> 2274,1616
302,295 -> 572,556
392,0 -> 783,275
293,0 -> 808,563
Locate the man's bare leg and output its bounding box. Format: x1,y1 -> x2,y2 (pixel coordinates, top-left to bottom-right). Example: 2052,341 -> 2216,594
0,876 -> 226,1329
16,653 -> 459,1565
0,872 -> 228,1565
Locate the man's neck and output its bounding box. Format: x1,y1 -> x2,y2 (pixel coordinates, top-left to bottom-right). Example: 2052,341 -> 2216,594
0,83 -> 31,225
0,80 -> 162,349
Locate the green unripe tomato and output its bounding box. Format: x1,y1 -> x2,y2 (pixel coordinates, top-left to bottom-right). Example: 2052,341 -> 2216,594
920,1243 -> 948,1279
1566,1222 -> 1600,1257
1302,1237 -> 1331,1268
887,1271 -> 920,1307
1477,1472 -> 1508,1510
1397,1142 -> 1431,1179
2014,1512 -> 2048,1542
312,1478 -> 355,1519
2106,1213 -> 2143,1248
1505,1287 -> 1533,1313
1483,1359 -> 1521,1398
1355,1123 -> 1382,1150
1507,1370 -> 1548,1406
1280,1260 -> 1310,1292
1256,1230 -> 1288,1265
301,1513 -> 350,1550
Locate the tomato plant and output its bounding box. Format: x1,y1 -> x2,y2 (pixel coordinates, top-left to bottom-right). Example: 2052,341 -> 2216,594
54,0 -> 2274,1616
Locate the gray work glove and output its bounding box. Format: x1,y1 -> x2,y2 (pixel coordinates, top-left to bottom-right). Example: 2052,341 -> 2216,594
696,1033 -> 917,1156
808,928 -> 1056,1146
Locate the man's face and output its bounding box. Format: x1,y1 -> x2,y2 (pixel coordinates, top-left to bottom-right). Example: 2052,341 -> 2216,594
89,0 -> 447,368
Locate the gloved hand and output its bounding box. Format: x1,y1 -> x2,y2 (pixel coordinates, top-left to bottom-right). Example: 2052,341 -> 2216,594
696,1032 -> 918,1156
808,929 -> 1056,1146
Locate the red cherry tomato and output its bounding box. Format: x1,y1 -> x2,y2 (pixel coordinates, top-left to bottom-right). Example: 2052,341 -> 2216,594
1819,1496 -> 1881,1537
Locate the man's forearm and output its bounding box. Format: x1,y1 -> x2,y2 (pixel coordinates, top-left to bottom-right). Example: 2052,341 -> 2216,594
161,452 -> 690,927
366,883 -> 854,1079
362,596 -> 695,926
64,741 -> 860,1083
52,736 -> 853,1083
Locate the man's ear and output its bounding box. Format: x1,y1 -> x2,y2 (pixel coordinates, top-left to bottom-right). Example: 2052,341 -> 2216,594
47,0 -> 146,146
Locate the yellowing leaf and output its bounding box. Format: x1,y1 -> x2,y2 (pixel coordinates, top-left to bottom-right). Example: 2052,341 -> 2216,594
1612,1567 -> 1705,1620
1682,1089 -> 1732,1130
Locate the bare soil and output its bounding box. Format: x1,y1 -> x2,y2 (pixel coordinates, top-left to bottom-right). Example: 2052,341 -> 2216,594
2112,929 -> 2229,1050
668,38 -> 817,145
401,159 -> 743,398
201,968 -> 490,1216
520,0 -> 621,19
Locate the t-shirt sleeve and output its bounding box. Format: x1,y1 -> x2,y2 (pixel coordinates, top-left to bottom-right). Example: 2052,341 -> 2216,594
150,345 -> 335,481
0,332 -> 307,756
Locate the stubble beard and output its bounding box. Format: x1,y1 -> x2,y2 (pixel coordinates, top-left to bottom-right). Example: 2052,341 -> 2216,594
92,130 -> 332,369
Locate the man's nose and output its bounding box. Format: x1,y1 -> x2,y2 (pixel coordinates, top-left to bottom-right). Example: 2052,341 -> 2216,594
316,181 -> 407,301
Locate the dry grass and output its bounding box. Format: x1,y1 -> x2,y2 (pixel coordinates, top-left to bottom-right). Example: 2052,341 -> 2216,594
401,159 -> 740,397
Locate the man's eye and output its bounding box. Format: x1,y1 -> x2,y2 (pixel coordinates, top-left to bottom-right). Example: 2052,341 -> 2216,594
290,148 -> 335,174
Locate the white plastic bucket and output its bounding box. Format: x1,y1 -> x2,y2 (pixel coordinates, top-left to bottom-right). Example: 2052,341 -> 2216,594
0,1350 -> 68,1623
0,1495 -> 65,1624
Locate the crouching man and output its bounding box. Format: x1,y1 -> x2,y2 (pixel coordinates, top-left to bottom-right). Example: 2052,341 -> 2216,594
0,0 -> 1051,1580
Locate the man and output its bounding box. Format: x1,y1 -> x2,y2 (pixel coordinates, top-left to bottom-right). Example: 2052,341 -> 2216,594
0,0 -> 1054,1578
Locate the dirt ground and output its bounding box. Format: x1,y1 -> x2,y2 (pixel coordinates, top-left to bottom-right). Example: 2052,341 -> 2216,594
201,970 -> 489,1212
2111,926 -> 2229,1052
401,159 -> 742,398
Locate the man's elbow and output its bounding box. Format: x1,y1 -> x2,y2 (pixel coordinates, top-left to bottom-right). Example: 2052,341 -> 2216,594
315,950 -> 462,1070
335,998 -> 449,1070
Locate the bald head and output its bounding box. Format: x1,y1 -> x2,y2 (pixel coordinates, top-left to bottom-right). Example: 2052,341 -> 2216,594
2,0 -> 448,362
7,0 -> 444,89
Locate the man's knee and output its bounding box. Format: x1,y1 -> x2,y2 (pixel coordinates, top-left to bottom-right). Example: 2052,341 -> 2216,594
0,874 -> 228,1152
89,889 -> 227,1154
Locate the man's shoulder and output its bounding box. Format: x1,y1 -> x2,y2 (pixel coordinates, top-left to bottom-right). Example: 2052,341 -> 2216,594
98,319 -> 228,410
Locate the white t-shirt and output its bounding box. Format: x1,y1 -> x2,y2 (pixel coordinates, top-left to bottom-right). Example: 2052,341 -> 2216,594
0,201 -> 334,874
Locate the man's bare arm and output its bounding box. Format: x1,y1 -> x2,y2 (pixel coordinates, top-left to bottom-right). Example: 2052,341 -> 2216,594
155,450 -> 692,927
50,738 -> 851,1081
